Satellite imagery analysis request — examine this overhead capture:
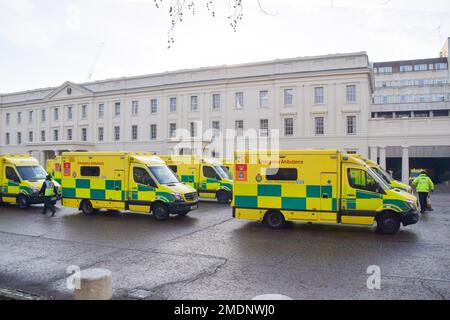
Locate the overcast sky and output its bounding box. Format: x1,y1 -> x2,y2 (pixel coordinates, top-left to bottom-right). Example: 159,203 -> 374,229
1,0 -> 449,93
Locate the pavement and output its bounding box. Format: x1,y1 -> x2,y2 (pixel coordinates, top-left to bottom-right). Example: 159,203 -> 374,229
0,186 -> 449,300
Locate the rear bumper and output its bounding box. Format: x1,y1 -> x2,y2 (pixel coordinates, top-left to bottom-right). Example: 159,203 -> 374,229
401,209 -> 420,226
167,201 -> 199,214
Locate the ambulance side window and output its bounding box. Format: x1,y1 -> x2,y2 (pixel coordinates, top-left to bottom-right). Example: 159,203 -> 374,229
203,166 -> 219,180
266,168 -> 297,181
168,165 -> 177,173
80,166 -> 100,177
133,167 -> 155,186
347,168 -> 378,192
6,167 -> 20,183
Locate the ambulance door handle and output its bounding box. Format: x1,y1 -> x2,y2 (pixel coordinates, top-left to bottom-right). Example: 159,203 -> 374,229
322,193 -> 329,199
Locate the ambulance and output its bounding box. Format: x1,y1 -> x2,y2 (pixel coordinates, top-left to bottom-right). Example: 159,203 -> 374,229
158,155 -> 233,203
232,150 -> 419,234
351,155 -> 412,193
46,156 -> 62,184
0,154 -> 60,209
60,152 -> 198,220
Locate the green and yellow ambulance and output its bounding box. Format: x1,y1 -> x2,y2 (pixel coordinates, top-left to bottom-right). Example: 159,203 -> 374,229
232,150 -> 419,234
46,156 -> 62,184
159,155 -> 233,203
0,154 -> 60,209
60,152 -> 198,220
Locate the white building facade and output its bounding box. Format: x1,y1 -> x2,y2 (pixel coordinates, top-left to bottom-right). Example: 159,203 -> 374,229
1,43 -> 450,184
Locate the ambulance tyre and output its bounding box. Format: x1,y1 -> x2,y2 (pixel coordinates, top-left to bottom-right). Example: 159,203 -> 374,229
152,203 -> 169,221
80,200 -> 96,215
17,195 -> 30,209
217,190 -> 230,204
376,211 -> 400,235
264,210 -> 286,229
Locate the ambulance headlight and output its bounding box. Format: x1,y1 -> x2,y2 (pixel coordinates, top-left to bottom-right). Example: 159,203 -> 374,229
32,187 -> 39,193
172,193 -> 183,201
406,200 -> 416,209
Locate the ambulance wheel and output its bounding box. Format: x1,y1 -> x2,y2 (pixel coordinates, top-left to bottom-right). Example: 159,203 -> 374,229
376,212 -> 400,235
17,195 -> 30,209
265,211 -> 285,229
217,190 -> 230,204
152,203 -> 169,221
80,200 -> 96,215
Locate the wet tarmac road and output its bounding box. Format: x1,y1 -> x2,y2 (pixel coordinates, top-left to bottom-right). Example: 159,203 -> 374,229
0,188 -> 449,300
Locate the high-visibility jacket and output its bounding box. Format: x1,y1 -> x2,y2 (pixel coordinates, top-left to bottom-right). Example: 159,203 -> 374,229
43,180 -> 55,197
412,174 -> 434,193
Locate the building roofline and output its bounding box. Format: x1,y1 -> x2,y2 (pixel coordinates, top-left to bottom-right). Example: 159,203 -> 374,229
373,57 -> 447,67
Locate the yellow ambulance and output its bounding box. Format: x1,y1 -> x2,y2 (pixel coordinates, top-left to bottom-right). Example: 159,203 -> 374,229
60,152 -> 198,220
0,154 -> 60,209
232,150 -> 419,234
46,156 -> 62,184
351,155 -> 412,193
159,155 -> 233,203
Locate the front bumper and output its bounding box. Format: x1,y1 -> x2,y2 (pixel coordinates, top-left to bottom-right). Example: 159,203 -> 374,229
401,209 -> 420,226
167,201 -> 199,214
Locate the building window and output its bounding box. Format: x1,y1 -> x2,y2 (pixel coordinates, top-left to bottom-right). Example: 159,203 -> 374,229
67,129 -> 73,141
67,106 -> 73,120
54,108 -> 59,121
400,65 -> 413,72
151,99 -> 157,113
190,122 -> 197,137
41,130 -> 46,142
6,113 -> 10,125
395,111 -> 411,118
284,88 -> 293,106
315,117 -> 324,135
81,105 -> 87,119
131,125 -> 138,141
377,66 -> 393,74
98,104 -> 105,118
28,131 -> 33,143
114,102 -> 121,116
170,97 -> 177,112
17,112 -> 22,125
259,119 -> 269,136
53,129 -> 59,141
435,63 -> 448,70
17,132 -> 22,145
347,116 -> 356,135
190,96 -> 198,112
212,94 -> 221,110
235,92 -> 244,109
81,128 -> 87,142
29,111 -> 33,124
414,64 -> 427,71
414,111 -> 429,118
5,133 -> 10,145
235,120 -> 244,136
346,85 -> 356,103
132,101 -> 139,116
433,110 -> 449,117
314,87 -> 324,104
41,109 -> 46,122
169,123 -> 177,138
284,118 -> 294,136
150,124 -> 157,140
259,90 -> 269,108
212,121 -> 220,137
98,127 -> 104,141
114,126 -> 120,141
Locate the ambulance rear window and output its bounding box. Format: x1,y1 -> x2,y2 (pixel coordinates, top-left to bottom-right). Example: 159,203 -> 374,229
80,166 -> 100,177
266,168 -> 297,181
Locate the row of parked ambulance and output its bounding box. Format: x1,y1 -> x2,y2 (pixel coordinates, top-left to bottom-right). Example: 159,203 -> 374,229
1,150 -> 419,234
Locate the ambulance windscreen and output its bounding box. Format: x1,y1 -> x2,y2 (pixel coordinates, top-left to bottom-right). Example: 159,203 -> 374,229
16,165 -> 47,181
148,166 -> 179,184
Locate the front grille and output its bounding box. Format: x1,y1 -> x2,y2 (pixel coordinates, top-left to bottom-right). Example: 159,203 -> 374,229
184,192 -> 197,201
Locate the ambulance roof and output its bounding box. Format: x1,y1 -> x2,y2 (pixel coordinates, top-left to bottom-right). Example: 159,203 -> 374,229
234,149 -> 340,156
158,155 -> 223,165
0,154 -> 40,166
350,154 -> 378,167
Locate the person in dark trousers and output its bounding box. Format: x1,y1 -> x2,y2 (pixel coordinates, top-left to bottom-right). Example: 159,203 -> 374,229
40,174 -> 57,216
412,170 -> 434,214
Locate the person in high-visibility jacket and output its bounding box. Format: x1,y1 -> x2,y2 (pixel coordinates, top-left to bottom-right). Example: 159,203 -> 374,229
412,171 -> 434,214
39,174 -> 57,216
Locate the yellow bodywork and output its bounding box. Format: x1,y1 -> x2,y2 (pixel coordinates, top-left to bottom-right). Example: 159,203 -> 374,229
232,150 -> 418,230
158,155 -> 233,202
60,152 -> 198,214
46,156 -> 62,184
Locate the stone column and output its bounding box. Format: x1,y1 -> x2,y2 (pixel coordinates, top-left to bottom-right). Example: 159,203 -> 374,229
369,146 -> 378,162
401,146 -> 409,184
39,151 -> 45,166
379,146 -> 387,170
